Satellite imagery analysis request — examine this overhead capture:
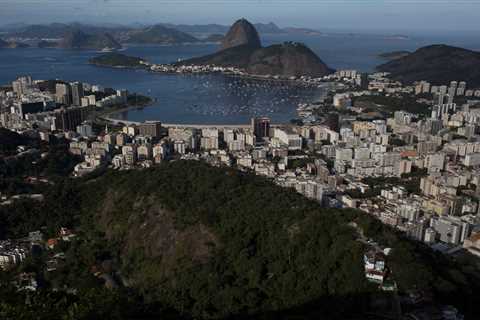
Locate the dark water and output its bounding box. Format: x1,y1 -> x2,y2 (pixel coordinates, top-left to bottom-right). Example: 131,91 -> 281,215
1,33 -> 479,124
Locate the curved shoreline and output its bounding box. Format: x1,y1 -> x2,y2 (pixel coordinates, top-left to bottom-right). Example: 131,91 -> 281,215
90,62 -> 329,127
89,61 -> 329,88
99,98 -> 290,128
100,113 -> 287,129
101,115 -> 254,129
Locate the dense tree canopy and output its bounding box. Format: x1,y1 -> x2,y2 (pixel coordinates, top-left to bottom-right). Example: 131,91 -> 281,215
1,160 -> 479,319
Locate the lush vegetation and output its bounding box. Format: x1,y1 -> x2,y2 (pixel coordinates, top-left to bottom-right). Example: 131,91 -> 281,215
75,161 -> 370,319
353,94 -> 430,116
71,162 -> 480,318
0,128 -> 32,155
0,281 -> 182,320
1,159 -> 479,319
364,169 -> 427,194
0,137 -> 80,180
0,131 -> 81,238
89,53 -> 146,68
356,216 -> 480,316
346,169 -> 428,199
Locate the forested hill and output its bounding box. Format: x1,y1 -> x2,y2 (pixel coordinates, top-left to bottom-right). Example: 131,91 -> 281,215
80,161 -> 368,318
88,53 -> 146,68
377,44 -> 480,86
75,161 -> 479,318
1,160 -> 480,319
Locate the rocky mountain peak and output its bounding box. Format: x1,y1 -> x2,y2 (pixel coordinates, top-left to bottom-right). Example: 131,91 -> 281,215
220,18 -> 261,51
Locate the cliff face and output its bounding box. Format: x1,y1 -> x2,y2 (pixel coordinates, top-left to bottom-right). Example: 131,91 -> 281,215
180,19 -> 333,77
98,188 -> 217,275
59,30 -> 121,49
377,44 -> 480,86
220,18 -> 262,50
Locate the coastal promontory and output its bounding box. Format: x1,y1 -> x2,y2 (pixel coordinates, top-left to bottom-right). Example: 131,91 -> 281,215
377,44 -> 480,86
179,19 -> 334,78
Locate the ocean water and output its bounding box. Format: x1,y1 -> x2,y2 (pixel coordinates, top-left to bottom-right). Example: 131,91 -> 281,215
1,33 -> 479,124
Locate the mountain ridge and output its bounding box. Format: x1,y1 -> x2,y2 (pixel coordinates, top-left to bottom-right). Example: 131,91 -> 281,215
2,21 -> 323,40
58,29 -> 121,49
124,24 -> 200,44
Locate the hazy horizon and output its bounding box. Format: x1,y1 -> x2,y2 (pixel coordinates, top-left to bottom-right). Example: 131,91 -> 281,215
2,0 -> 480,34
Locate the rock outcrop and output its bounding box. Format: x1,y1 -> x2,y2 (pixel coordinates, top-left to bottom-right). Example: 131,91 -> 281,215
220,18 -> 261,50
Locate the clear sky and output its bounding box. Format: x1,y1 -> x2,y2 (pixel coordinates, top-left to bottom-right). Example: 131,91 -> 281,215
2,0 -> 480,32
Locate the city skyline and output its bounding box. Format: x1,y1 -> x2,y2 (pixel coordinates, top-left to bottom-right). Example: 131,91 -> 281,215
2,0 -> 480,33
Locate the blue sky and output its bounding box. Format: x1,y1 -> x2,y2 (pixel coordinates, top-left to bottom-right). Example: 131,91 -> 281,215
2,0 -> 480,32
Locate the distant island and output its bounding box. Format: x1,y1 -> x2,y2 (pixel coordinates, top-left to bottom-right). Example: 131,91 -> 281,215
378,50 -> 411,60
377,44 -> 480,86
88,53 -> 147,68
178,19 -> 334,78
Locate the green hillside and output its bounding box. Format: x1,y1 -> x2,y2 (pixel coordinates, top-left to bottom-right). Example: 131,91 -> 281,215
89,53 -> 146,68
1,161 -> 479,319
